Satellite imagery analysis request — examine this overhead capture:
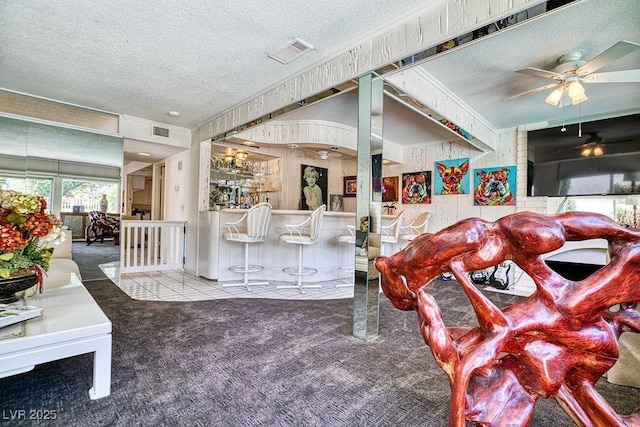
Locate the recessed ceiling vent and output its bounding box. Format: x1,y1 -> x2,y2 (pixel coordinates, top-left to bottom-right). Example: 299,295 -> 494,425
152,126 -> 170,138
268,38 -> 313,64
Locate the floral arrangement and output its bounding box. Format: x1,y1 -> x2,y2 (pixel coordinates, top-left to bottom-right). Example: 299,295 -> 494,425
0,190 -> 64,282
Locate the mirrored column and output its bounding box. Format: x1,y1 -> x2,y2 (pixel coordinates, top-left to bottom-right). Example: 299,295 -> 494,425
352,73 -> 383,341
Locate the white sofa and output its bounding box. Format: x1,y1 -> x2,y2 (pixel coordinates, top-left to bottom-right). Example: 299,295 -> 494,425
607,331 -> 640,388
44,229 -> 82,288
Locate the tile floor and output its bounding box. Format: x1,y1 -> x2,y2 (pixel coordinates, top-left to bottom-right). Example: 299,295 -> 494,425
99,261 -> 355,302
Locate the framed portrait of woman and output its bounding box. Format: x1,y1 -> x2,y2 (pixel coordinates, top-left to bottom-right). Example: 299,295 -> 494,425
301,165 -> 328,210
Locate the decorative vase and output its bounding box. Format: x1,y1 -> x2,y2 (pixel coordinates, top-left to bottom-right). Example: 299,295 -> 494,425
0,273 -> 38,304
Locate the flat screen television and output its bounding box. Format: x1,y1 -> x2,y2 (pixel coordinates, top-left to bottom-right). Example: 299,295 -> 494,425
527,113 -> 640,197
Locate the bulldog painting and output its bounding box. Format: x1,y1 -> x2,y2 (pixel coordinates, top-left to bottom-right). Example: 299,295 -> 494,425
473,166 -> 516,206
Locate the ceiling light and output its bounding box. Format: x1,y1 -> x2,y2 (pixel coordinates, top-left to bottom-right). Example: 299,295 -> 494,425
224,155 -> 234,163
567,80 -> 584,97
287,144 -> 299,149
545,87 -> 564,106
235,152 -> 248,161
570,91 -> 588,105
593,146 -> 604,156
580,147 -> 592,157
318,150 -> 329,160
566,80 -> 588,105
168,111 -> 180,117
138,152 -> 151,156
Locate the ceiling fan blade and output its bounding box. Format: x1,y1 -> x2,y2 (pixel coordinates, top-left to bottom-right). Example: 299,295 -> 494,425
516,67 -> 563,80
578,40 -> 640,75
502,82 -> 559,102
583,69 -> 640,83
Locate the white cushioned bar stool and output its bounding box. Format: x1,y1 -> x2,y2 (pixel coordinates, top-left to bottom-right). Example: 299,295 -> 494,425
278,204 -> 326,293
223,202 -> 272,291
380,210 -> 406,256
335,225 -> 356,288
399,212 -> 431,242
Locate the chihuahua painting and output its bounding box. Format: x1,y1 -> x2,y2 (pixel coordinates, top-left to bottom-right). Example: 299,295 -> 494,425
435,158 -> 470,195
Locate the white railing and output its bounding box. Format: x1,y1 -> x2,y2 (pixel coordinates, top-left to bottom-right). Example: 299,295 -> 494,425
119,220 -> 186,273
61,197 -> 101,212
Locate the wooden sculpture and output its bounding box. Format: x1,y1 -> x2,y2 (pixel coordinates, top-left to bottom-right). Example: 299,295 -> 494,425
375,211 -> 640,426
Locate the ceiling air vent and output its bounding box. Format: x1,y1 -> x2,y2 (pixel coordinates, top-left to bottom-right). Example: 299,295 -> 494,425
152,126 -> 170,138
268,38 -> 313,64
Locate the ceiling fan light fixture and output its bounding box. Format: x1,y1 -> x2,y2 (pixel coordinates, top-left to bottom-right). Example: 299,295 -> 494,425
567,80 -> 585,97
581,147 -> 592,157
570,91 -> 588,105
566,80 -> 588,105
545,87 -> 564,106
593,145 -> 604,156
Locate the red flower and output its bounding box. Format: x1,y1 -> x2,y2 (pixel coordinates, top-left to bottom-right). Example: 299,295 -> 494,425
24,212 -> 53,238
0,224 -> 26,252
38,196 -> 47,213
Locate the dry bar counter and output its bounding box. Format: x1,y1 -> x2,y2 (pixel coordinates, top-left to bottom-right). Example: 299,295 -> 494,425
197,209 -> 366,283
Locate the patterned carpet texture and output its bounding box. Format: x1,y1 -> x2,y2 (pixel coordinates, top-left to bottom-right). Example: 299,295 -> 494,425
71,241 -> 120,281
1,279 -> 638,426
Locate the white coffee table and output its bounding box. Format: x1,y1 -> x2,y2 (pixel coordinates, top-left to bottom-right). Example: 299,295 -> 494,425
0,274 -> 112,399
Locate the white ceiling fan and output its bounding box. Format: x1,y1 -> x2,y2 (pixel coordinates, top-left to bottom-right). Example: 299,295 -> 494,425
504,41 -> 640,106
307,147 -> 343,160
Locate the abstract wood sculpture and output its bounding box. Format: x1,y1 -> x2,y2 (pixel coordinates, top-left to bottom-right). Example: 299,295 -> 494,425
375,211 -> 640,426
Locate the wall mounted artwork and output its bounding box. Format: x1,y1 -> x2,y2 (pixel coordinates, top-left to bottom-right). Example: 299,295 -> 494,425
329,194 -> 344,212
372,154 -> 383,202
382,176 -> 399,202
473,165 -> 516,206
434,158 -> 470,195
301,164 -> 327,210
343,176 -> 357,197
402,171 -> 431,204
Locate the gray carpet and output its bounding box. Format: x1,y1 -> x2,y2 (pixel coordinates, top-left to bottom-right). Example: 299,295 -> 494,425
71,241 -> 120,281
0,279 -> 638,426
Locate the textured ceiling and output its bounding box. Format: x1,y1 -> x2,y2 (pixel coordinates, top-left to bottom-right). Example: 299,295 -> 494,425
415,0 -> 640,130
0,0 -> 638,156
0,0 -> 433,129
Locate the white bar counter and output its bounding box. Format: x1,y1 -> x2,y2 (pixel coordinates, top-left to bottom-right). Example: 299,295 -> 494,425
198,209 -> 371,282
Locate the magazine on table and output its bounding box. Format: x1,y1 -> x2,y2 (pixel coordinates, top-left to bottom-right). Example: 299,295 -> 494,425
0,304 -> 43,329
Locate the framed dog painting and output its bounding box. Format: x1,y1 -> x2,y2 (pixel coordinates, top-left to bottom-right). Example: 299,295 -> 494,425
402,171 -> 431,204
434,158 -> 470,195
473,165 -> 516,206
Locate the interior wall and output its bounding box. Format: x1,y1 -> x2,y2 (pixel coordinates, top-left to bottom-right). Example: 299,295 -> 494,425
163,150 -> 192,222
276,151 -> 345,211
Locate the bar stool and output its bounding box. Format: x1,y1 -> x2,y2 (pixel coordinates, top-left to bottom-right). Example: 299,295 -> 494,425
399,212 -> 431,242
223,202 -> 272,291
380,210 -> 406,256
278,205 -> 326,293
336,225 -> 356,287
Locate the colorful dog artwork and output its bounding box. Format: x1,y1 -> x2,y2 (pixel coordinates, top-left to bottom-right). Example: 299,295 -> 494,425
473,166 -> 516,206
434,158 -> 470,195
402,171 -> 431,204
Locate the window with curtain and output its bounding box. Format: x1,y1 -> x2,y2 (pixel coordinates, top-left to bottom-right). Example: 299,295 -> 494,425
0,174 -> 53,213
